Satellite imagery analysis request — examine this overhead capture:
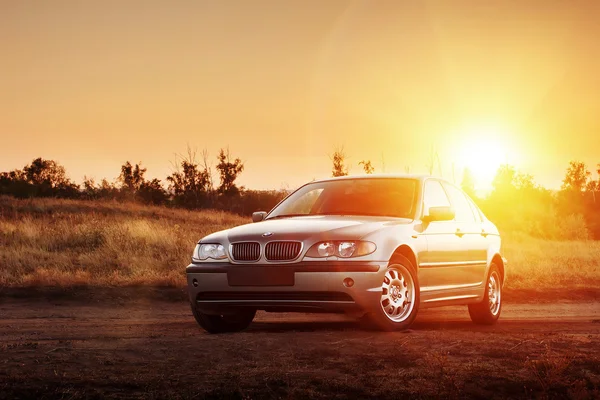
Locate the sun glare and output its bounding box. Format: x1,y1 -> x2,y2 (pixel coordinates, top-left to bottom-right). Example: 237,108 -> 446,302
457,127 -> 509,190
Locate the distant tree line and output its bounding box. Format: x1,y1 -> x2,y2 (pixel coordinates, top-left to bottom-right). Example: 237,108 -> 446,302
466,161 -> 600,240
2,147 -> 599,240
0,147 -> 286,216
335,149 -> 600,240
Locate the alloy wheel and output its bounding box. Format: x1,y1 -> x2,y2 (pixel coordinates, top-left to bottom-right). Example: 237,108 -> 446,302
380,266 -> 415,322
488,271 -> 501,316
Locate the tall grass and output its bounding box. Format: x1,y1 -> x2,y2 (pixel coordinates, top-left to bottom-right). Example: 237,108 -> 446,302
502,232 -> 600,289
1,196 -> 599,290
0,196 -> 246,287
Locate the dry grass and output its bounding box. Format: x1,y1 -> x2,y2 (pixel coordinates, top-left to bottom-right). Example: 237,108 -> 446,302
502,232 -> 600,289
0,196 -> 246,287
1,196 -> 599,290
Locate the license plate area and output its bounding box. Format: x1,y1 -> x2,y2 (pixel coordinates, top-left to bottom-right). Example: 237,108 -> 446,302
227,267 -> 294,286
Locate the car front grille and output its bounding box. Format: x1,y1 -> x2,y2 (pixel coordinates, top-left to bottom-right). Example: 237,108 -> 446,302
231,242 -> 261,261
265,241 -> 302,261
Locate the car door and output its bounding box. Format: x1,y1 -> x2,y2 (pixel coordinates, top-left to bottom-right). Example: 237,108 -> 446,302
441,182 -> 487,287
466,194 -> 491,265
418,179 -> 465,291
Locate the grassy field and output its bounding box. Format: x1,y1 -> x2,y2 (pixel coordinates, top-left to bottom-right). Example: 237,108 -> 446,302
0,196 -> 246,287
1,196 -> 599,292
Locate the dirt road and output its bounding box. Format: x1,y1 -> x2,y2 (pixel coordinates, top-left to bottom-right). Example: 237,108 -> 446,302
1,297 -> 599,399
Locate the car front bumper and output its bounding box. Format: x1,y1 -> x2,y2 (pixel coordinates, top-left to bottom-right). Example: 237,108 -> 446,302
186,261 -> 386,314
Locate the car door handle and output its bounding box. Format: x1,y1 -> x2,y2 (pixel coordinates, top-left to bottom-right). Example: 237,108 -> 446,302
481,229 -> 489,237
455,229 -> 465,237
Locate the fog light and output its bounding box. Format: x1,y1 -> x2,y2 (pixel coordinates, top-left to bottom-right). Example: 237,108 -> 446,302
192,279 -> 199,287
343,278 -> 354,288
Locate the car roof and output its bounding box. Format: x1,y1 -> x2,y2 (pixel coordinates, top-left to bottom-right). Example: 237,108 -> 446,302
311,174 -> 448,184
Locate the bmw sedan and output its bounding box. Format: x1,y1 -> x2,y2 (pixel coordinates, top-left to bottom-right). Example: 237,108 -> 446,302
186,175 -> 506,333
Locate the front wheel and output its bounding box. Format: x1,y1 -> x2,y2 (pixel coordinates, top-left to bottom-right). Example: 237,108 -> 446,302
191,305 -> 255,334
468,264 -> 502,325
364,256 -> 420,331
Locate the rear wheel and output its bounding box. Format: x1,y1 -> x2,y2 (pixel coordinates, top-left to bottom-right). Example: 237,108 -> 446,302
468,264 -> 502,325
191,305 -> 256,334
364,256 -> 420,331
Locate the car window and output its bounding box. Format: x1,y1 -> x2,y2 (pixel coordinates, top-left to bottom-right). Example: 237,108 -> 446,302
285,188 -> 324,215
315,179 -> 416,218
267,178 -> 418,219
466,197 -> 483,223
422,180 -> 451,217
443,183 -> 477,223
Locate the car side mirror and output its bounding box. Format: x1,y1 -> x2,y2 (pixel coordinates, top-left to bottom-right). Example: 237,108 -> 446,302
424,206 -> 455,222
252,211 -> 267,223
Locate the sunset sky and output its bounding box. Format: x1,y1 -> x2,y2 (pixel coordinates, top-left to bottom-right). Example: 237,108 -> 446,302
1,0 -> 599,191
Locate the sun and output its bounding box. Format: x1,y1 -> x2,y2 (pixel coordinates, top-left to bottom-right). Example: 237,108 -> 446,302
457,127 -> 509,191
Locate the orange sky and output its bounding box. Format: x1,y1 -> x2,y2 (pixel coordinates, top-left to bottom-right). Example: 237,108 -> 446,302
1,0 -> 599,191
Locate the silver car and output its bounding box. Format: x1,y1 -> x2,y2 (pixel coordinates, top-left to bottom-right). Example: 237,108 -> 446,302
186,175 -> 506,333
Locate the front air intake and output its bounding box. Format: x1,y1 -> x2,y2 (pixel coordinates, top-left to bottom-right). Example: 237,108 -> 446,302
231,242 -> 261,262
265,241 -> 302,261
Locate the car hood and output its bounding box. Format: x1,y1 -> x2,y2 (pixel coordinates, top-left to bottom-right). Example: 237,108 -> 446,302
201,215 -> 413,243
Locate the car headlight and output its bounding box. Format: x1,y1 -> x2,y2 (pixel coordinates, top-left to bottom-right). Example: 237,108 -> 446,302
338,242 -> 356,258
193,243 -> 227,261
316,242 -> 336,257
306,241 -> 376,258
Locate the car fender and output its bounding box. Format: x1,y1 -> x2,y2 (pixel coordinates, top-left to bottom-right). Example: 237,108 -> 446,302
485,234 -> 507,286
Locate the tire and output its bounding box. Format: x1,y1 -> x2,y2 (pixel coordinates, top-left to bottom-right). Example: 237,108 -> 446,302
364,255 -> 420,331
468,263 -> 502,325
191,305 -> 256,334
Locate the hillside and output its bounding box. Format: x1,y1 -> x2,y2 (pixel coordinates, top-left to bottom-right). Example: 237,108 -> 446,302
0,196 -> 246,287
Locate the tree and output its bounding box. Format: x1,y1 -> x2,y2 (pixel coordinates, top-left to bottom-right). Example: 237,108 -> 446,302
489,165 -> 539,197
167,148 -> 213,208
81,176 -> 118,200
201,148 -> 215,194
168,161 -> 209,194
588,180 -> 598,204
558,161 -> 591,216
514,172 -> 536,191
482,164 -> 565,239
331,147 -> 348,177
588,163 -> 600,201
588,163 -> 600,237
461,168 -> 476,198
82,176 -> 98,199
491,165 -> 517,195
0,169 -> 29,197
23,157 -> 71,188
1,157 -> 79,198
485,164 -> 518,230
358,160 -> 374,174
138,178 -> 168,205
216,148 -> 244,196
97,178 -> 117,199
561,161 -> 590,192
118,161 -> 147,194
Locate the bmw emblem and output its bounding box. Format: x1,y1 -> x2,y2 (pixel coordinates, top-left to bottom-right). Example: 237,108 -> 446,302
262,232 -> 274,237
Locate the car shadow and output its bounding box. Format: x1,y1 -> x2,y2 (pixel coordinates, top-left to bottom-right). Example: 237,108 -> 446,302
245,318 -> 500,333
248,320 -> 360,332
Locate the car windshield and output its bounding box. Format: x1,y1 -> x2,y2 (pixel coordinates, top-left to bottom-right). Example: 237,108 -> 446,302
267,178 -> 418,219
